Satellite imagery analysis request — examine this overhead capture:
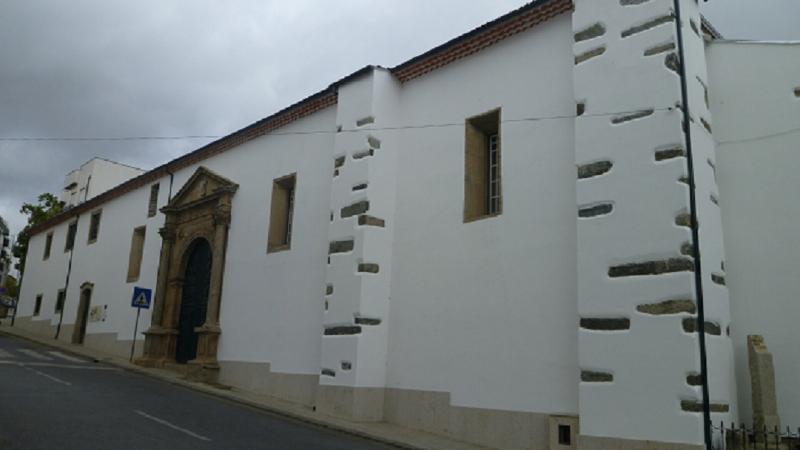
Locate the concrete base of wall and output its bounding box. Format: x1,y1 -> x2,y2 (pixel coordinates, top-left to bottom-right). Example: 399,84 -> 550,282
83,332 -> 141,360
12,316 -> 139,359
217,361 -> 318,407
385,388 -> 550,450
315,385 -> 385,422
12,316 -> 58,339
579,435 -> 704,450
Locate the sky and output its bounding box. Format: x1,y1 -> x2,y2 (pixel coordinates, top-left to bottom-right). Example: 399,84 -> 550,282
1,0 -> 798,237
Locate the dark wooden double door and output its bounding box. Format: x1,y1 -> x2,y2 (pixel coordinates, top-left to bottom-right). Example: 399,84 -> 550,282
175,239 -> 212,363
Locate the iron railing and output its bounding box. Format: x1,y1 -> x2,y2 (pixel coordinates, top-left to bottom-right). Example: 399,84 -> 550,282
713,422 -> 800,449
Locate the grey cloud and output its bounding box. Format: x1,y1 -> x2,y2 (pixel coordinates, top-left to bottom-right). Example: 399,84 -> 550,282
0,0 -> 796,235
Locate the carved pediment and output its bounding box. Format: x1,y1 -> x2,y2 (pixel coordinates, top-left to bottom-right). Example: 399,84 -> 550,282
164,167 -> 238,211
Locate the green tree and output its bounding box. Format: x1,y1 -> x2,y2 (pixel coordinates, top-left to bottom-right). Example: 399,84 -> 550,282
3,275 -> 18,298
12,193 -> 64,275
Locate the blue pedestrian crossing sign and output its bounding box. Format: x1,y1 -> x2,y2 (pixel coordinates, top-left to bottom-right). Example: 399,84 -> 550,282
131,287 -> 152,309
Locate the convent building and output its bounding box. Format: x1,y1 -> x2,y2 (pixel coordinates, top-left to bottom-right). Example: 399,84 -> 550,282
14,0 -> 800,448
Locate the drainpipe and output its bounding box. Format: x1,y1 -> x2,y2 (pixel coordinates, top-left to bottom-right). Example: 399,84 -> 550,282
10,234 -> 21,327
167,169 -> 174,202
673,1 -> 712,448
84,176 -> 92,202
54,214 -> 79,340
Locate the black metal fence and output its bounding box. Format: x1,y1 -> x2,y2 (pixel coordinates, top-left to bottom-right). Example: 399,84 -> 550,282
712,422 -> 800,449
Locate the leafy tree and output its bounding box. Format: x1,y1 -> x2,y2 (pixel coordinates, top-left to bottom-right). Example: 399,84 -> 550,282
12,193 -> 64,275
3,275 -> 17,298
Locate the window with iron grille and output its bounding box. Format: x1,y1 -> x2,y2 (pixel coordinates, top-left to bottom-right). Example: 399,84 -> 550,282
65,222 -> 77,252
126,226 -> 146,282
148,183 -> 160,217
267,173 -> 297,253
55,289 -> 65,313
487,133 -> 501,215
34,294 -> 43,316
43,232 -> 53,260
87,210 -> 102,244
464,108 -> 502,222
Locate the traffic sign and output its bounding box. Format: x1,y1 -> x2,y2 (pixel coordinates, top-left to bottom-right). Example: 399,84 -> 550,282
131,287 -> 152,309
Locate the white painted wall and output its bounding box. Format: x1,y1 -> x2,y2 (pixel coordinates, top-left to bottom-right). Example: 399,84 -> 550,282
709,40 -> 800,427
320,69 -> 401,390
203,108 -> 336,375
571,0 -> 736,444
386,14 -> 579,415
18,172 -> 168,344
680,1 -> 738,429
19,107 -> 337,378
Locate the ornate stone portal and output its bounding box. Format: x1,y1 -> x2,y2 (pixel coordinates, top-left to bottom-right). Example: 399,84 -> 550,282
137,167 -> 237,382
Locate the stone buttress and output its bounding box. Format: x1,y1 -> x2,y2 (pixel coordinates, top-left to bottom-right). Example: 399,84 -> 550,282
573,0 -> 735,446
316,68 -> 401,420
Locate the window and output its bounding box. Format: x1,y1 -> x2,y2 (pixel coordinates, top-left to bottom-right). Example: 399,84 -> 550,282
55,290 -> 66,313
126,226 -> 146,282
87,210 -> 102,244
65,222 -> 77,252
464,108 -> 502,222
34,295 -> 43,316
267,173 -> 296,253
148,183 -> 160,217
43,232 -> 53,259
558,425 -> 571,446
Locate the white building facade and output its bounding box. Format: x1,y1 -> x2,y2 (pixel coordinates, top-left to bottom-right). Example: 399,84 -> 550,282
14,1 -> 800,448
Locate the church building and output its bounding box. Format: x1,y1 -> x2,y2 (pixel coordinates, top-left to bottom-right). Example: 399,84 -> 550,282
14,1 -> 800,448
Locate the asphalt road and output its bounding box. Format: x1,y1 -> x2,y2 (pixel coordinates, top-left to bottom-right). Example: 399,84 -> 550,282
0,334 -> 397,450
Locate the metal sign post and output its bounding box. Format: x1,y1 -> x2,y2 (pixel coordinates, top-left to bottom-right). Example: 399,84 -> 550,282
129,287 -> 152,362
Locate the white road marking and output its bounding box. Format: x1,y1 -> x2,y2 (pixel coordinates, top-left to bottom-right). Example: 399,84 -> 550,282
134,410 -> 212,442
27,361 -> 118,370
24,367 -> 72,386
48,351 -> 85,363
18,349 -> 53,361
0,349 -> 13,359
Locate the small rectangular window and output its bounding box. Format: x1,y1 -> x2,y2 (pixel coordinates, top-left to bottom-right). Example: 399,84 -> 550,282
558,424 -> 571,445
43,232 -> 53,260
87,210 -> 102,244
65,222 -> 77,252
55,290 -> 66,313
148,183 -> 160,217
267,173 -> 296,253
126,226 -> 146,282
34,294 -> 43,316
464,108 -> 502,222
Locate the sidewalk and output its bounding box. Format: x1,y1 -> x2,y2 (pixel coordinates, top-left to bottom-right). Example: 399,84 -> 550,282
0,324 -> 488,450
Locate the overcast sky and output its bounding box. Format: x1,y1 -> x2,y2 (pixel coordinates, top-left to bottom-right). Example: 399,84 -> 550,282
1,0 -> 798,236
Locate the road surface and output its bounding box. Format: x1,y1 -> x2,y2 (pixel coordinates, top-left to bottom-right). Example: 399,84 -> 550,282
0,334 -> 396,450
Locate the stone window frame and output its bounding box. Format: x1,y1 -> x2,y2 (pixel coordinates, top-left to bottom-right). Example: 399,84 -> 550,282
43,232 -> 53,260
147,183 -> 160,218
87,209 -> 102,245
33,294 -> 43,316
267,173 -> 297,254
64,221 -> 78,252
54,289 -> 66,314
126,226 -> 147,283
463,107 -> 503,223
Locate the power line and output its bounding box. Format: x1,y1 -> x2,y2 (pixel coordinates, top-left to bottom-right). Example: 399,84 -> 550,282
0,135 -> 220,142
0,107 -> 677,143
715,125 -> 800,145
1,108 -> 794,147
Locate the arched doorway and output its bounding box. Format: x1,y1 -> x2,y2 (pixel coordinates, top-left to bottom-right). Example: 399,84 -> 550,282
175,238 -> 212,363
72,283 -> 93,344
138,166 -> 237,379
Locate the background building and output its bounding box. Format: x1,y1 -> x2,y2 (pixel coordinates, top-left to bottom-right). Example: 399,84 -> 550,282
60,157 -> 145,208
